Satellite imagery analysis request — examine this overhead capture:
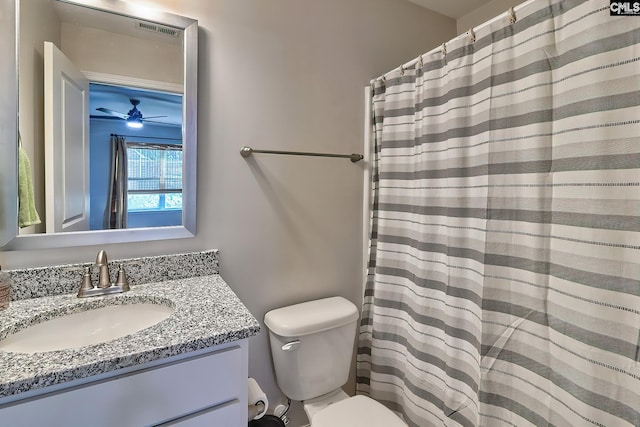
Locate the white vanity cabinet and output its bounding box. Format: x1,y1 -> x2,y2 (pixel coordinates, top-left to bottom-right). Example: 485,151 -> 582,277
0,340 -> 248,426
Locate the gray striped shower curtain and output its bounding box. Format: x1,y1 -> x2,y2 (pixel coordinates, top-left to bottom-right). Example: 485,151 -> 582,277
356,1 -> 640,426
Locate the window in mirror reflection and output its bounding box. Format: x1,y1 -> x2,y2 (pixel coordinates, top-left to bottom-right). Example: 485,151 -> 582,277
127,143 -> 183,212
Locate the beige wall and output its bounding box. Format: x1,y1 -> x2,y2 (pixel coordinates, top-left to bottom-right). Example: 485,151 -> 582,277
61,23 -> 183,84
4,1 -> 455,425
18,0 -> 60,235
457,0 -> 525,34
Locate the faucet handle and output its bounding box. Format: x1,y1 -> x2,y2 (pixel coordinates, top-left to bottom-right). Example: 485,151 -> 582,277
77,267 -> 94,298
115,265 -> 130,292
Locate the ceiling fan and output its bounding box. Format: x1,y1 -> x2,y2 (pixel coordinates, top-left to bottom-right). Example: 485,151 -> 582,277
95,99 -> 168,128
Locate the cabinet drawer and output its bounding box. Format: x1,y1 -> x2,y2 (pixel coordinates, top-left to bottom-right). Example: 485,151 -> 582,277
155,399 -> 241,426
0,343 -> 247,427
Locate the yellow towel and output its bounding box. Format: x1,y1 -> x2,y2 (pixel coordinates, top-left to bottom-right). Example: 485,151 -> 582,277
18,146 -> 41,228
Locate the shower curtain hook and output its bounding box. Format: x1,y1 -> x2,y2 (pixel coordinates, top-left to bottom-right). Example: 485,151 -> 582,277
508,7 -> 517,24
468,28 -> 476,43
399,64 -> 405,76
441,43 -> 447,57
418,55 -> 424,69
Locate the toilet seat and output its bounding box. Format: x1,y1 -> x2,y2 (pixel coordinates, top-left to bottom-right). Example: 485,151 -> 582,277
311,395 -> 407,427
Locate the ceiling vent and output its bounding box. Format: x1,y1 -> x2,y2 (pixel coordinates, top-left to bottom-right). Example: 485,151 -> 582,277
136,21 -> 180,38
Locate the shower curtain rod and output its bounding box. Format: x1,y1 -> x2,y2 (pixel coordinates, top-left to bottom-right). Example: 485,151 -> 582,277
111,133 -> 182,141
240,146 -> 364,163
377,0 -> 535,82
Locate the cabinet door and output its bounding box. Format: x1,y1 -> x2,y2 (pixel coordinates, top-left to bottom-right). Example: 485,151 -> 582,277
0,343 -> 247,427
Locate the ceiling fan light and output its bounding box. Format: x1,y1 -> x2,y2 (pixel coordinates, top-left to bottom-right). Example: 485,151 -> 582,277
127,119 -> 143,129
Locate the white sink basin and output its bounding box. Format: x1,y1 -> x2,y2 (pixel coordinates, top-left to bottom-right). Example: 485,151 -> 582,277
0,303 -> 174,354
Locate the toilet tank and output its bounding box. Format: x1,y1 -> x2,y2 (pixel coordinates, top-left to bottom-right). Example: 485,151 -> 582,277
264,297 -> 359,401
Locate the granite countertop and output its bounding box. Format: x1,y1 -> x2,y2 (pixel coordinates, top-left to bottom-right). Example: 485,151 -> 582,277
0,274 -> 260,399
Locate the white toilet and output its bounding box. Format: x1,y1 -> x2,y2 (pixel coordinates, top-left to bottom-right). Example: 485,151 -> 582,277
264,296 -> 407,427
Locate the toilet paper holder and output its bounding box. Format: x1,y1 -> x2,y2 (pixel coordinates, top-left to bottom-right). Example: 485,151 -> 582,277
248,400 -> 266,421
248,377 -> 269,421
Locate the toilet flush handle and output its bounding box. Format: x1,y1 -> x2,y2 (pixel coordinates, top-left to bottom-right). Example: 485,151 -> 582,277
281,340 -> 301,351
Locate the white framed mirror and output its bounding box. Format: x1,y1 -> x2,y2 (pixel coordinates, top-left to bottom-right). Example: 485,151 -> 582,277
0,0 -> 197,250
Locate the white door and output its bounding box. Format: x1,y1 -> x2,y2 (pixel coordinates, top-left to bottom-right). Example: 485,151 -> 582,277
44,41 -> 90,233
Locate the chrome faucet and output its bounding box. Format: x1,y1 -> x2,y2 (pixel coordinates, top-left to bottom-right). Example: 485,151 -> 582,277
77,250 -> 130,298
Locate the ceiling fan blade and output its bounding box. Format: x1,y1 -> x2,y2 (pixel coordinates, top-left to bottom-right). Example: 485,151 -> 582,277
96,107 -> 128,119
141,115 -> 169,120
89,115 -> 126,121
140,119 -> 178,126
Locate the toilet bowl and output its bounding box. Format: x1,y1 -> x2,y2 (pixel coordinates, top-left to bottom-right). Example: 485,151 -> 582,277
264,297 -> 407,427
304,389 -> 406,427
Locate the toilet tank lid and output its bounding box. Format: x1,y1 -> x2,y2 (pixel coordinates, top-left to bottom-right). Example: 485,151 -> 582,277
264,297 -> 359,337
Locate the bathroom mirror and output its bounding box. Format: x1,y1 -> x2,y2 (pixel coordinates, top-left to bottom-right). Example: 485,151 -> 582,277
0,0 -> 197,250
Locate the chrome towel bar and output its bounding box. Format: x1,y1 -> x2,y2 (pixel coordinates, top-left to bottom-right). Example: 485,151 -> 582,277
240,146 -> 363,163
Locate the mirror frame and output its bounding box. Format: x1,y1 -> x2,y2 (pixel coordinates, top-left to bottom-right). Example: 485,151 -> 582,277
0,0 -> 197,250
